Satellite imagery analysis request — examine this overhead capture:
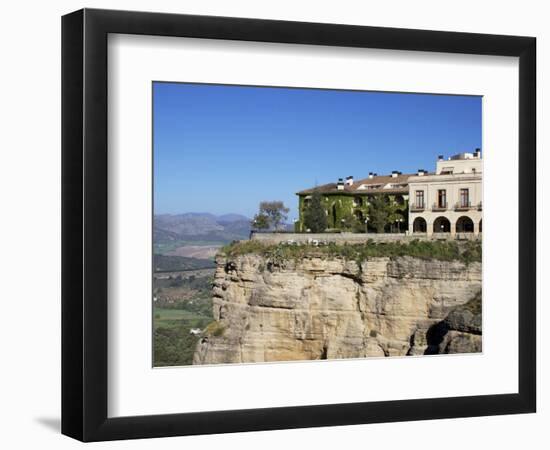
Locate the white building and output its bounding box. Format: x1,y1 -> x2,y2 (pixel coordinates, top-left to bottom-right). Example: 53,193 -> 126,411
408,150 -> 482,237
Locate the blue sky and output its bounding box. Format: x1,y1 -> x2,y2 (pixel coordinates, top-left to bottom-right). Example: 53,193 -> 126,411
153,82 -> 481,220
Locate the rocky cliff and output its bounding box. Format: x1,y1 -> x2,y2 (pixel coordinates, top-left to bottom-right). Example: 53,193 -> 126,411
193,252 -> 482,364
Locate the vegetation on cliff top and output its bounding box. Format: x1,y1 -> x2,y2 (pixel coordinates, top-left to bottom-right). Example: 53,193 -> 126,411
220,239 -> 481,265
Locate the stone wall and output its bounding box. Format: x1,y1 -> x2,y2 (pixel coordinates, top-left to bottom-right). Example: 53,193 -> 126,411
249,231 -> 480,245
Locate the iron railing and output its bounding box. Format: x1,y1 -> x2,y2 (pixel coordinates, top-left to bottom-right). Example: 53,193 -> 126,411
410,203 -> 425,212
454,201 -> 473,211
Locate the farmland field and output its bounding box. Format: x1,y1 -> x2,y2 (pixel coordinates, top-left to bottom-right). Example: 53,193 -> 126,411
153,270 -> 214,367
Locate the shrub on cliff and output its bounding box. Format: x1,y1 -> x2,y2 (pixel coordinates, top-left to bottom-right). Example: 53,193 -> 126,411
221,239 -> 481,264
204,321 -> 226,337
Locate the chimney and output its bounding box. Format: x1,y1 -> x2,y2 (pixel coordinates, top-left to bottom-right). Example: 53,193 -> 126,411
345,175 -> 354,186
337,178 -> 345,190
417,169 -> 426,176
368,172 -> 374,179
474,148 -> 481,158
391,170 -> 399,178
438,154 -> 444,161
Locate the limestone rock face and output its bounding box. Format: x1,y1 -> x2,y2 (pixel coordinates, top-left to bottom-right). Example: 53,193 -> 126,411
423,294 -> 482,355
193,254 -> 482,365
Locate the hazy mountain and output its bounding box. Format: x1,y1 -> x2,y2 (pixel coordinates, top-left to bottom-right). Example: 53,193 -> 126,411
154,213 -> 251,244
217,213 -> 250,223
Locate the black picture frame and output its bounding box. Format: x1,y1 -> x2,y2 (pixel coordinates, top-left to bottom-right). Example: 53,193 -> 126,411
62,8 -> 536,442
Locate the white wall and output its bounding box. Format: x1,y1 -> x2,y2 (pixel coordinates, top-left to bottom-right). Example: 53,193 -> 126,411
0,1 -> 546,449
436,155 -> 482,174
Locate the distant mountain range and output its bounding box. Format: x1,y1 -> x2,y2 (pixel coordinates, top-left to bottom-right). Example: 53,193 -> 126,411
154,213 -> 252,244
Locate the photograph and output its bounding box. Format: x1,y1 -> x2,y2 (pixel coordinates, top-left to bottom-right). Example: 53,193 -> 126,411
152,82 -> 483,367
0,1 -> 542,446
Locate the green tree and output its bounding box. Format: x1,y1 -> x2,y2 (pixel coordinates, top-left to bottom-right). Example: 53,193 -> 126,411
253,201 -> 290,230
368,195 -> 390,233
339,211 -> 363,232
251,212 -> 270,230
303,191 -> 328,232
386,196 -> 408,233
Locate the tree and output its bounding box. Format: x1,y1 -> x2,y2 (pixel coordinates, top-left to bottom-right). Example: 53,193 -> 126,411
251,212 -> 270,230
338,211 -> 363,232
368,195 -> 390,233
252,201 -> 290,230
303,191 -> 328,232
386,196 -> 408,233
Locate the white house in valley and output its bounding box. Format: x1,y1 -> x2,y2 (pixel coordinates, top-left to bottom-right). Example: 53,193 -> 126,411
408,150 -> 482,236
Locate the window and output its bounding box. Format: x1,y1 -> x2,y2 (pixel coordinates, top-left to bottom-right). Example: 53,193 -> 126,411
437,189 -> 447,208
460,188 -> 469,207
415,190 -> 424,208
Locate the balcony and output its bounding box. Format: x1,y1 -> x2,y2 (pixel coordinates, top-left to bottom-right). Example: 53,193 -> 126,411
454,201 -> 473,211
432,202 -> 447,212
410,203 -> 425,212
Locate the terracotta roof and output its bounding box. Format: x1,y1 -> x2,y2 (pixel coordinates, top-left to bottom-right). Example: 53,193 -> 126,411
296,173 -> 416,195
354,173 -> 413,187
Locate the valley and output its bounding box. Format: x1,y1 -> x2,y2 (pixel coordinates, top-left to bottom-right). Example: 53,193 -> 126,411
153,268 -> 215,366
152,212 -> 250,366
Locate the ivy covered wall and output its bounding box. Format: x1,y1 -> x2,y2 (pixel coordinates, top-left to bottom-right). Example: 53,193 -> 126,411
296,193 -> 408,233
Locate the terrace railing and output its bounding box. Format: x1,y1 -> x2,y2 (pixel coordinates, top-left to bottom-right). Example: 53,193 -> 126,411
454,201 -> 473,211
410,203 -> 425,212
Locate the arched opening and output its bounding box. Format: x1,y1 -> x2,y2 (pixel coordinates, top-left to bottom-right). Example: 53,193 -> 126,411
456,216 -> 474,233
433,216 -> 451,233
413,217 -> 427,233
479,219 -> 482,233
